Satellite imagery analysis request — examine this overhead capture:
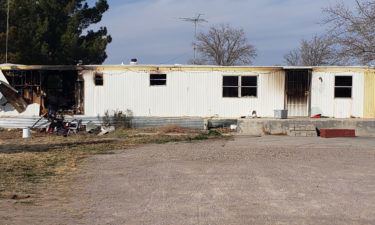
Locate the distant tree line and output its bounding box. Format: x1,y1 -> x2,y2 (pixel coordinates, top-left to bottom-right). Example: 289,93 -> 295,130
0,0 -> 372,66
194,0 -> 375,66
0,0 -> 111,65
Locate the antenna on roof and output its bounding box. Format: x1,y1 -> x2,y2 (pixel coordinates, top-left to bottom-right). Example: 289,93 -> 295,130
180,14 -> 208,61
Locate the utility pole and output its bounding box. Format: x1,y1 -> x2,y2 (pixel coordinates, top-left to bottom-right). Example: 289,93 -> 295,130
5,0 -> 10,63
180,14 -> 207,61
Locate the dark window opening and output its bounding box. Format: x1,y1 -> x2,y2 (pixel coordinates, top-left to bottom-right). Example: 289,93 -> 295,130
223,76 -> 239,97
223,76 -> 258,97
241,87 -> 257,97
94,73 -> 104,86
335,88 -> 352,98
223,76 -> 239,86
223,87 -> 239,97
241,76 -> 257,97
335,76 -> 352,86
242,76 -> 257,86
150,74 -> 167,86
335,76 -> 352,98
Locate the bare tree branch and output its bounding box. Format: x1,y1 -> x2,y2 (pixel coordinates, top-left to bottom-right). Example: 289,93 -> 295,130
192,24 -> 257,66
284,35 -> 338,66
322,0 -> 375,65
284,49 -> 301,66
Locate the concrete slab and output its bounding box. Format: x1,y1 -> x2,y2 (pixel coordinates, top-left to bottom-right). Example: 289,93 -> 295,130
238,118 -> 375,137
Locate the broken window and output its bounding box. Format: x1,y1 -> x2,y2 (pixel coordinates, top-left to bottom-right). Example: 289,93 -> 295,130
334,76 -> 352,98
94,72 -> 104,86
150,74 -> 167,86
223,76 -> 257,98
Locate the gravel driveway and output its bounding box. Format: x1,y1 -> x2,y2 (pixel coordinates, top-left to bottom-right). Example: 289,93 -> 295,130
2,136 -> 375,225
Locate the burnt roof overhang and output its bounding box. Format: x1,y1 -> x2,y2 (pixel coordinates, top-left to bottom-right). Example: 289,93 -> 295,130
0,64 -> 84,71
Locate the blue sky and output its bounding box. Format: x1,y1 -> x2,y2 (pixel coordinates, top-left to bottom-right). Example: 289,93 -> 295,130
88,0 -> 354,66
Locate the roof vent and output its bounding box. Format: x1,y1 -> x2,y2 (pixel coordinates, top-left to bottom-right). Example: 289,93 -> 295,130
130,58 -> 138,65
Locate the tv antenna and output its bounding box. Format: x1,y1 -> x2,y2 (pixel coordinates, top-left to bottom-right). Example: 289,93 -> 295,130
180,14 -> 208,60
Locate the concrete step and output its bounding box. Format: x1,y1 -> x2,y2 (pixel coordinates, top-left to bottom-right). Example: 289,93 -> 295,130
287,124 -> 317,137
237,119 -> 375,137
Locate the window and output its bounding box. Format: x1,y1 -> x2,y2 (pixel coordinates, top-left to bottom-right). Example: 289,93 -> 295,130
241,76 -> 257,97
223,76 -> 257,98
334,76 -> 352,98
223,76 -> 239,97
94,72 -> 103,86
150,74 -> 167,86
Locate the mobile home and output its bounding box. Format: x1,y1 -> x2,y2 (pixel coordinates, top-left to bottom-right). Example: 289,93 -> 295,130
0,64 -> 374,120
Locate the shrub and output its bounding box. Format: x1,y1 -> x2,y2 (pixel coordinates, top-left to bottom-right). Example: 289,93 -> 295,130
101,110 -> 133,128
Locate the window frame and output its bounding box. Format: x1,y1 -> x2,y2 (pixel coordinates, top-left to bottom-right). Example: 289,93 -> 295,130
241,76 -> 258,98
222,76 -> 239,98
150,73 -> 167,86
94,72 -> 104,86
222,75 -> 258,98
334,75 -> 353,99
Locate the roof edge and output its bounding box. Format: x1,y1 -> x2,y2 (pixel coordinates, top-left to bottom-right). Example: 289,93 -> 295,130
0,64 -> 374,71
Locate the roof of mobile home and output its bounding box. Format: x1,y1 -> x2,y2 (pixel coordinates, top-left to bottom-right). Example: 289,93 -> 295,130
0,63 -> 374,72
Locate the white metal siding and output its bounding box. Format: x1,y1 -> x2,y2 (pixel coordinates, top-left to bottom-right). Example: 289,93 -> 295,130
83,70 -> 285,118
311,72 -> 364,118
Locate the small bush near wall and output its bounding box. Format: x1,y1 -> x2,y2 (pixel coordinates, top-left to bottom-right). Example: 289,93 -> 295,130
101,110 -> 133,128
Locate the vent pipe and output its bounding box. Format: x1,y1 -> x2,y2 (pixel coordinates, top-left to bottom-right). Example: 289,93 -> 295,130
130,58 -> 138,65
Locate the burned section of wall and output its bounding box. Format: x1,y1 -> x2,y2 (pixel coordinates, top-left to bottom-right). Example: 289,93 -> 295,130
285,70 -> 311,117
3,70 -> 43,112
2,70 -> 84,115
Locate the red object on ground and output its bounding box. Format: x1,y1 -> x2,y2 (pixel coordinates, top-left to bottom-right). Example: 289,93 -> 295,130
320,129 -> 356,138
311,114 -> 322,118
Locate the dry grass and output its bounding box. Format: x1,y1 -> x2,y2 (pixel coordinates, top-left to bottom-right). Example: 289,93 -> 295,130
158,125 -> 199,134
0,127 -> 225,199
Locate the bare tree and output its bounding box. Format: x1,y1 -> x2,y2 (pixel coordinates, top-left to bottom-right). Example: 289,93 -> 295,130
284,35 -> 337,66
193,24 -> 257,66
284,49 -> 301,66
187,58 -> 209,65
323,0 -> 375,64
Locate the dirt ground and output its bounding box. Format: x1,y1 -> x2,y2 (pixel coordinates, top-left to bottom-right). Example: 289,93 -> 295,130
0,127 -> 220,198
1,136 -> 375,225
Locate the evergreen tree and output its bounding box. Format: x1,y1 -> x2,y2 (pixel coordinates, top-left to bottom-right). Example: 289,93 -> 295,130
0,0 -> 112,65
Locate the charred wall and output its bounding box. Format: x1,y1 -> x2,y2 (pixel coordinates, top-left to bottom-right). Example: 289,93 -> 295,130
2,70 -> 84,115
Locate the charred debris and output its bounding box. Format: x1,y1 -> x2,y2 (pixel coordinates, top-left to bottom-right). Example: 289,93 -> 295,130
2,69 -> 84,115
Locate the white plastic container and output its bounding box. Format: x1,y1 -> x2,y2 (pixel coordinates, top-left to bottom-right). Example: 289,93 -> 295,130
230,124 -> 238,130
274,110 -> 288,119
22,128 -> 31,139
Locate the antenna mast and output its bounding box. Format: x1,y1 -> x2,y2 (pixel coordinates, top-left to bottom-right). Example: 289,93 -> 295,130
180,14 -> 207,61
